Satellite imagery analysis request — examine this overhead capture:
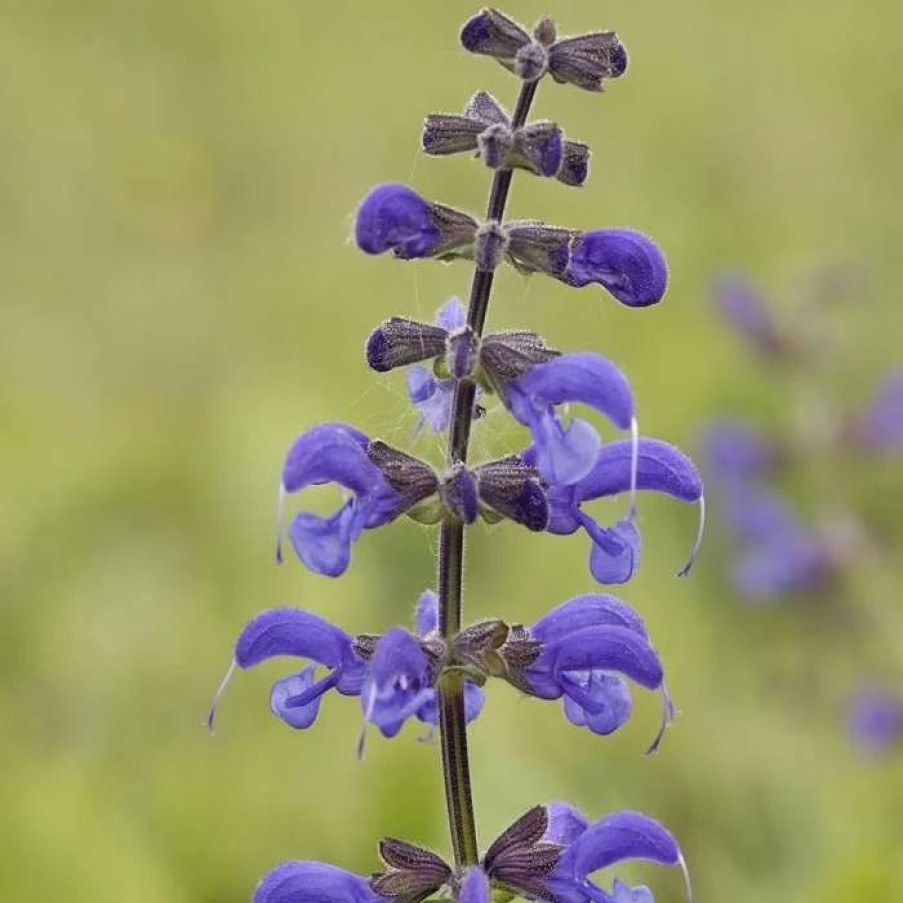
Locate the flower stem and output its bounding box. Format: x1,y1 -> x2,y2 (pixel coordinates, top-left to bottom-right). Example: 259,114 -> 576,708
437,78 -> 539,868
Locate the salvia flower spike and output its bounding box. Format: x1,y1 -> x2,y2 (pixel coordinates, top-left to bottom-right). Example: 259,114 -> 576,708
215,9 -> 704,903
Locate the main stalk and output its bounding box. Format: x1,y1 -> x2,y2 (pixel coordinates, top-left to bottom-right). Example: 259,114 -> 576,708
437,80 -> 539,868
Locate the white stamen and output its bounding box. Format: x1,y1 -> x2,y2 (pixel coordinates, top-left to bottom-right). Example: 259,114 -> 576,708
628,415 -> 639,518
678,852 -> 694,903
206,659 -> 237,735
677,493 -> 706,577
644,684 -> 676,755
275,484 -> 287,564
357,683 -> 377,761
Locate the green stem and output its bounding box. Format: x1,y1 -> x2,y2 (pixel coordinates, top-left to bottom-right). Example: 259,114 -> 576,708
436,78 -> 539,868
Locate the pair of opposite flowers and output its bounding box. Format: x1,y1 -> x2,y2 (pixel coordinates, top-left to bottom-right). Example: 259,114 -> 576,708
273,294 -> 704,587
212,593 -> 694,903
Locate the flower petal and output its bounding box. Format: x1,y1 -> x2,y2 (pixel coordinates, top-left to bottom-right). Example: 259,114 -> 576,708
563,673 -> 633,735
531,593 -> 648,644
546,624 -> 663,691
362,628 -> 433,737
544,803 -> 590,846
355,183 -> 440,258
234,608 -> 353,670
414,590 -> 439,637
564,811 -> 681,878
574,438 -> 702,504
564,230 -> 667,307
288,504 -> 359,578
586,517 -> 641,585
270,666 -> 332,729
253,862 -> 382,903
513,353 -> 635,432
282,423 -> 380,496
611,879 -> 654,903
437,296 -> 468,332
413,680 -> 485,727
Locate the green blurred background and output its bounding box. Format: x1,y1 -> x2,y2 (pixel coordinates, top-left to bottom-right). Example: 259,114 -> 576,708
3,2 -> 902,901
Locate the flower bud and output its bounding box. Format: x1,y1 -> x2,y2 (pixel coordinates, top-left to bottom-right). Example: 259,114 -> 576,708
562,229 -> 668,307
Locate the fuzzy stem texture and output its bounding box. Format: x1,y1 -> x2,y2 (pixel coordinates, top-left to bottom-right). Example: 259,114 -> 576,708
437,78 -> 539,868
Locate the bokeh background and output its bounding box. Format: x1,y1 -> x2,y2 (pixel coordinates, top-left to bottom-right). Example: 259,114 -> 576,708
3,2 -> 902,902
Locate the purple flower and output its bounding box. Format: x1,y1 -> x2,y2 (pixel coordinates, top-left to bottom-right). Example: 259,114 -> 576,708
505,353 -> 635,486
207,608 -> 366,732
539,438 -> 704,584
562,230 -> 668,307
277,423 -> 407,577
210,592 -> 483,745
361,628 -> 437,739
407,366 -> 456,433
610,879 -> 655,903
356,183 -> 439,258
355,183 -> 477,260
545,808 -> 690,903
520,593 -> 673,749
849,685 -> 903,757
252,861 -> 385,903
857,369 -> 903,452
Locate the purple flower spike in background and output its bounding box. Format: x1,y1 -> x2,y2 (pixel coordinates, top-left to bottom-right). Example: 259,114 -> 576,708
849,685 -> 903,757
355,183 -> 439,258
360,628 -> 436,740
857,368 -> 903,452
701,419 -> 779,481
610,878 -> 655,903
562,230 -> 668,307
713,272 -> 784,357
277,423 -> 405,577
716,482 -> 833,600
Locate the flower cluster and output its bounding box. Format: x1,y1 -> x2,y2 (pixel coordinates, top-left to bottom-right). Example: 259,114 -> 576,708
216,9 -> 704,902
